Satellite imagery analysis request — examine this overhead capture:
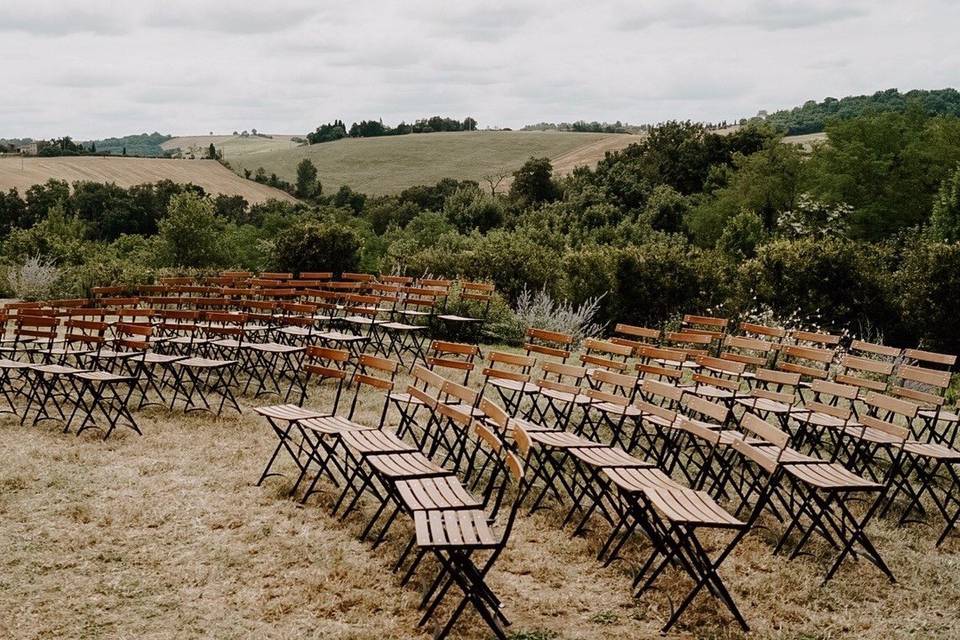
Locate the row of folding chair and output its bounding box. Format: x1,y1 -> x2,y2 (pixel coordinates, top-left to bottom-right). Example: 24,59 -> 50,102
252,353 -> 528,639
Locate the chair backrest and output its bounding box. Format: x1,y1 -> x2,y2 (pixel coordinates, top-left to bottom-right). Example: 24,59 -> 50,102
849,339 -> 902,362
580,338 -> 632,373
749,368 -> 801,406
889,364 -> 951,408
15,314 -> 59,351
681,394 -> 729,426
738,321 -> 787,343
524,327 -> 573,363
454,281 -> 495,318
834,355 -> 894,395
349,354 -> 400,421
902,348 -> 957,372
777,345 -> 834,382
411,363 -> 450,392
634,345 -> 686,383
806,379 -> 859,421
114,322 -> 154,353
791,329 -> 842,349
427,340 -> 480,384
204,312 -> 247,341
587,368 -> 639,400
482,351 -> 535,386
858,392 -> 913,453
740,412 -> 790,450
640,378 -> 685,407
62,318 -> 108,352
610,323 -> 660,355
721,335 -> 776,370
681,314 -> 729,341
663,331 -> 713,359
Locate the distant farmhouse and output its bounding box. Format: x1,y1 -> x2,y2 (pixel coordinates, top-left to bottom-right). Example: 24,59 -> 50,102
17,140 -> 50,156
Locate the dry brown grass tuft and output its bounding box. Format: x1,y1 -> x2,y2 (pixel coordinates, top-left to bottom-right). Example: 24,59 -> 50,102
1,364 -> 958,639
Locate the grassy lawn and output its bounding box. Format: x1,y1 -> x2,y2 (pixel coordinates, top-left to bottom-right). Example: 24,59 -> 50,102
1,361 -> 958,639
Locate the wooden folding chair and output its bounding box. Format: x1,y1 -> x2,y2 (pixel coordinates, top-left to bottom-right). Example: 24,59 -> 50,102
889,363 -> 958,446
681,313 -> 729,356
834,354 -> 894,397
425,340 -> 480,385
609,323 -> 660,356
525,361 -> 594,431
580,338 -> 632,375
523,327 -> 573,364
436,281 -> 494,343
480,351 -> 538,416
255,347 -> 351,489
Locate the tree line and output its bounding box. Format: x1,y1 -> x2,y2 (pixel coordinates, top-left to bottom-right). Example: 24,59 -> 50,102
306,116 -> 478,144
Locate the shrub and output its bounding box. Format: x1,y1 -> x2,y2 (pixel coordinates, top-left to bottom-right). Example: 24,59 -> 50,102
6,255 -> 61,300
443,186 -> 505,233
736,237 -> 891,332
930,163 -> 960,243
891,238 -> 960,352
717,209 -> 766,259
562,237 -> 714,326
508,286 -> 606,345
271,221 -> 362,275
463,229 -> 564,301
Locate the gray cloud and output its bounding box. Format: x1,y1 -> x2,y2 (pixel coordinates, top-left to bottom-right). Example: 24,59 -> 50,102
0,0 -> 956,139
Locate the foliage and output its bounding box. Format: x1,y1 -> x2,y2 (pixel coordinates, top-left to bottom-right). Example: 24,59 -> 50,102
508,286 -> 606,345
891,238 -> 960,353
804,111 -> 960,239
271,221 -> 362,275
930,163 -> 960,243
443,185 -> 504,233
509,157 -> 559,205
761,88 -> 960,135
776,194 -> 851,240
158,192 -> 226,268
295,158 -> 322,200
718,210 -> 766,260
5,255 -> 61,300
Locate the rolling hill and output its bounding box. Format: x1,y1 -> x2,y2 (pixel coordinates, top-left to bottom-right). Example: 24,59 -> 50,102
165,131 -> 637,196
0,156 -> 296,204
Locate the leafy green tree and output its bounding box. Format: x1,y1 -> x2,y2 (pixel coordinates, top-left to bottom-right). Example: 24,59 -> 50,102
332,185 -> 366,214
930,163 -> 960,243
443,186 -> 504,233
804,111 -> 960,239
509,157 -> 559,205
158,192 -> 225,267
294,158 -> 322,199
271,221 -> 362,274
0,188 -> 28,235
717,210 -> 766,260
25,179 -> 71,224
207,143 -> 217,159
641,185 -> 689,234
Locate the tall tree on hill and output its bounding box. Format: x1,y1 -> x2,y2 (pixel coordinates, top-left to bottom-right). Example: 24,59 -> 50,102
207,143 -> 217,160
510,157 -> 559,205
295,158 -> 322,199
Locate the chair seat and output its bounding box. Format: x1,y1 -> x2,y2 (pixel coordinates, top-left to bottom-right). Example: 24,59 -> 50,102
645,488 -> 744,528
415,509 -> 498,548
753,443 -> 823,465
538,388 -> 593,405
339,429 -> 415,454
796,410 -> 854,429
844,425 -> 901,445
365,452 -> 450,479
32,364 -> 84,375
278,326 -> 312,337
298,415 -> 371,435
211,338 -> 243,349
592,401 -> 642,417
91,349 -> 140,361
504,416 -> 559,434
567,446 -> 650,468
528,430 -> 606,449
395,476 -> 483,511
736,397 -> 794,415
254,404 -> 327,422
436,314 -> 481,323
903,441 -> 960,461
388,392 -> 427,406
691,384 -> 735,400
177,357 -> 236,369
785,462 -> 881,491
381,321 -> 425,332
317,331 -> 368,343
603,466 -> 685,492
247,342 -> 303,354
488,378 -> 538,394
143,353 -> 188,365
73,370 -> 134,383
0,358 -> 30,370
919,408 -> 960,424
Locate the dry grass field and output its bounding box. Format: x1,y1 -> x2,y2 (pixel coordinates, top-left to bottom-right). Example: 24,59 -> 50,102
0,157 -> 296,204
2,355 -> 959,640
216,131 -> 637,196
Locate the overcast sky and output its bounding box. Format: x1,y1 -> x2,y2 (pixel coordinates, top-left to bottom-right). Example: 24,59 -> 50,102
1,0 -> 957,139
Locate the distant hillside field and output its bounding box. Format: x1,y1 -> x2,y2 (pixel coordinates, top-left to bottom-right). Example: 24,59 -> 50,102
0,156 -> 296,204
200,131 -> 636,195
